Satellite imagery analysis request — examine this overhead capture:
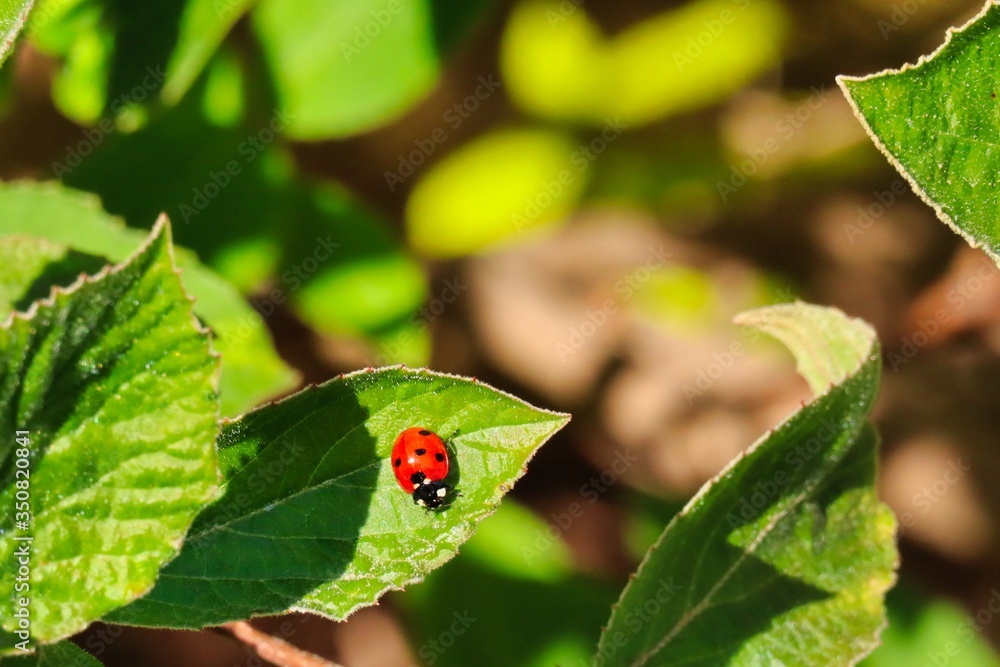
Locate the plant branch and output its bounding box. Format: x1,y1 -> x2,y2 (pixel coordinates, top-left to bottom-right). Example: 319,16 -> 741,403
220,621 -> 344,667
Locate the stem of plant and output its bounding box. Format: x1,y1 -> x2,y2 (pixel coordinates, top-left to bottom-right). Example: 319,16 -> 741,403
220,621 -> 344,667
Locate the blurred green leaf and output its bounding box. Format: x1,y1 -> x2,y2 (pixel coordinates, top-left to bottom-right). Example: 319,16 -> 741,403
0,640 -> 103,666
596,303 -> 897,666
862,583 -> 1000,667
400,501 -> 616,667
28,0 -> 250,122
164,0 -> 254,105
58,70 -> 429,361
0,0 -> 33,69
281,183 -> 427,350
838,3 -> 1000,265
500,0 -> 608,124
502,0 -> 787,126
200,43 -> 245,126
0,221 -> 219,652
251,0 -> 498,139
0,236 -> 103,312
56,75 -> 287,266
406,128 -> 589,257
457,499 -> 574,583
108,367 -> 569,627
0,181 -> 298,416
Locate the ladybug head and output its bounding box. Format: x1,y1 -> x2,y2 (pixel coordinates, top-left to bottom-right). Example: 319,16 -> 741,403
411,474 -> 450,510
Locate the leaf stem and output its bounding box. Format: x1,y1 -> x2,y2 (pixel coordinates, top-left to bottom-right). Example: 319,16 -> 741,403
220,621 -> 343,667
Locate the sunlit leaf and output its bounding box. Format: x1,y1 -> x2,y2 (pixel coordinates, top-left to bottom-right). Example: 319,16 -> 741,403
0,0 -> 34,69
596,303 -> 897,666
0,220 -> 219,651
109,368 -> 569,627
838,2 -> 1000,266
0,181 -> 297,415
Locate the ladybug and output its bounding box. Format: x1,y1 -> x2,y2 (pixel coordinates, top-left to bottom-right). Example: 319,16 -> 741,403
391,427 -> 452,509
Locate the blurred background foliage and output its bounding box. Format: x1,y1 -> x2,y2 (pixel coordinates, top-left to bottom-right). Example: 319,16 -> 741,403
3,0 -> 1000,665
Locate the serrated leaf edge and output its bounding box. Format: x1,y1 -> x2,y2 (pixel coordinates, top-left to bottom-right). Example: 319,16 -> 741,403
836,0 -> 1000,266
0,0 -> 35,67
0,215 -> 223,646
215,365 -> 571,623
598,306 -> 894,667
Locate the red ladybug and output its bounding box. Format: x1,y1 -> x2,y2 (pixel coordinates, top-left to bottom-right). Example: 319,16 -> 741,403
391,427 -> 452,509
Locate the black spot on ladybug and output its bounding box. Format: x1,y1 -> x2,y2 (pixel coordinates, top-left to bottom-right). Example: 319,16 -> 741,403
435,452 -> 445,462
418,429 -> 431,436
410,472 -> 426,485
415,448 -> 427,456
394,458 -> 402,467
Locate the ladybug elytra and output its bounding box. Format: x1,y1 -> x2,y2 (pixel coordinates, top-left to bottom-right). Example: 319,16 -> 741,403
391,427 -> 452,509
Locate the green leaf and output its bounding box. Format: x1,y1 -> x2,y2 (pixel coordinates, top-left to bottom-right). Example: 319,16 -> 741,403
596,303 -> 897,667
162,0 -> 254,105
27,0 -> 250,121
108,367 -> 569,627
863,583 -> 1000,667
838,2 -> 1000,265
251,0 -> 498,139
0,181 -> 298,415
501,0 -> 787,126
280,182 -> 428,345
0,640 -> 103,666
0,236 -> 104,314
0,0 -> 33,69
406,128 -> 588,257
401,502 -> 618,667
0,220 -> 219,651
